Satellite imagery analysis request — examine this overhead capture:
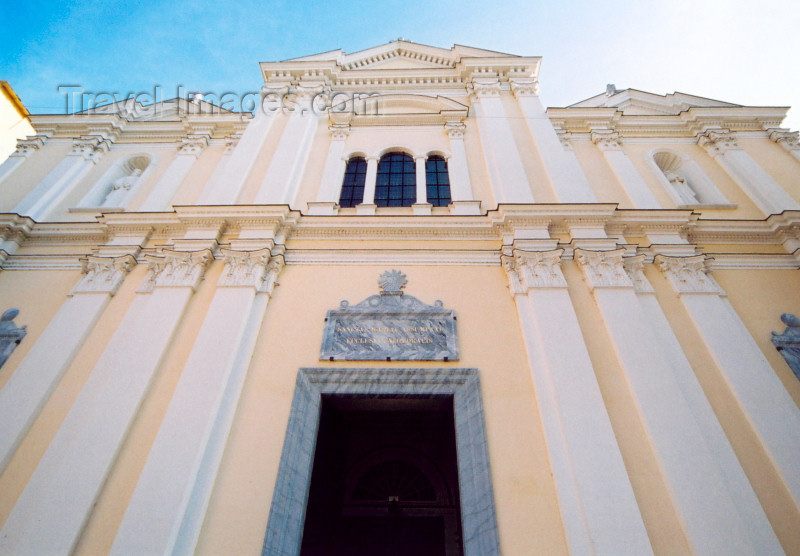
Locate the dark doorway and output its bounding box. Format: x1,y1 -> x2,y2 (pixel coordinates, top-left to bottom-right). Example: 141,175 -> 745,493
299,395 -> 464,556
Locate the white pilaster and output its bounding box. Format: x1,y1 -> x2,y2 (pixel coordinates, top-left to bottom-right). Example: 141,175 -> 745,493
195,133 -> 240,204
469,79 -> 534,203
311,124 -> 349,210
140,135 -> 209,211
576,250 -> 782,555
0,250 -> 211,555
0,255 -> 135,473
200,94 -> 280,204
362,155 -> 378,205
698,129 -> 800,215
591,130 -> 660,208
254,86 -> 321,205
656,254 -> 800,509
111,249 -> 283,556
511,80 -> 596,202
502,249 -> 652,556
0,135 -> 46,185
14,135 -> 110,221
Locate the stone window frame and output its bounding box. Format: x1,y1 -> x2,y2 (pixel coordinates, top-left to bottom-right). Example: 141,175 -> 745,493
261,367 -> 500,556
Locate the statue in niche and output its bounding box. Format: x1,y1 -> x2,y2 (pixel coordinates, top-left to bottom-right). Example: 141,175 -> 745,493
772,313 -> 800,381
664,170 -> 699,205
0,309 -> 26,369
102,167 -> 143,207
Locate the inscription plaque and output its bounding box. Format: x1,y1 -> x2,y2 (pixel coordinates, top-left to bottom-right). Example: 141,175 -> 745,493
320,270 -> 459,361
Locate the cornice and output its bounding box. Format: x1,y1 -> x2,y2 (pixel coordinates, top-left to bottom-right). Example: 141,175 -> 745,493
547,106 -> 788,138
0,209 -> 798,270
29,113 -> 247,143
285,249 -> 498,265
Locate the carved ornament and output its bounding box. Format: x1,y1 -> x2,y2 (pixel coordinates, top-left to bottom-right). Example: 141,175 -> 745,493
510,78 -> 540,98
69,135 -> 111,161
655,254 -> 721,294
622,255 -> 654,293
74,254 -> 136,295
218,248 -> 283,293
502,249 -> 567,294
142,249 -> 212,291
11,136 -> 46,158
697,130 -> 739,156
445,122 -> 466,139
575,249 -> 633,289
590,130 -> 623,152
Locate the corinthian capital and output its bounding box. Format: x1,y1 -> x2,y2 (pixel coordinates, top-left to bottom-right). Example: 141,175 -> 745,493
697,129 -> 739,156
468,79 -> 502,99
502,249 -> 567,294
444,122 -> 466,139
329,124 -> 350,141
73,255 -> 136,295
510,78 -> 539,98
590,130 -> 623,152
622,255 -> 654,294
69,135 -> 111,161
769,129 -> 800,151
142,249 -> 213,291
217,247 -> 282,291
575,249 -> 633,290
655,254 -> 721,294
11,135 -> 47,158
178,134 -> 210,157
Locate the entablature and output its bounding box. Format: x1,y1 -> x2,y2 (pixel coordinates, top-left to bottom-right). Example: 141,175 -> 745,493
0,207 -> 797,270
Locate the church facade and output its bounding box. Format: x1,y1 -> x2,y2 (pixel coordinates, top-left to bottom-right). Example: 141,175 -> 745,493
0,41 -> 799,555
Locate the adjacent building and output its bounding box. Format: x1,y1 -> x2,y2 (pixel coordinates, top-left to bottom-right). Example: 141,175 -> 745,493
0,41 -> 799,555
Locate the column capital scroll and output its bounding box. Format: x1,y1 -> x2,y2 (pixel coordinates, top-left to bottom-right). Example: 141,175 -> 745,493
329,124 -> 350,140
502,249 -> 567,294
10,135 -> 47,158
178,134 -> 210,157
697,129 -> 739,156
73,254 -> 137,295
769,129 -> 800,151
69,135 -> 111,161
654,254 -> 722,294
622,254 -> 654,294
575,248 -> 633,290
217,248 -> 284,292
510,78 -> 540,98
468,79 -> 502,99
444,122 -> 466,139
590,130 -> 623,152
141,249 -> 213,291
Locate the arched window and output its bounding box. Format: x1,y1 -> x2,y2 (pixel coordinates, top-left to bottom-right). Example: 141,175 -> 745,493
375,152 -> 415,207
339,157 -> 367,207
425,155 -> 451,207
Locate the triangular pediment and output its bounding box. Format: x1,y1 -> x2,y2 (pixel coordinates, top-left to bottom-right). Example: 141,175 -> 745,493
282,41 -> 519,72
570,88 -> 740,115
80,97 -> 235,121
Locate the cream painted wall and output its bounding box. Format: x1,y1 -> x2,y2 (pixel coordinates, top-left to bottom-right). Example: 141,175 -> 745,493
644,264 -> 800,554
194,264 -> 569,556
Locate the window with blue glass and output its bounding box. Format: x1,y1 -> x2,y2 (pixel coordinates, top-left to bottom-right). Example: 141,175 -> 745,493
375,152 -> 416,207
338,157 -> 367,207
425,156 -> 451,207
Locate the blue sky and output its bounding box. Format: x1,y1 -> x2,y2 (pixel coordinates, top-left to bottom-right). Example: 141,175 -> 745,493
2,0 -> 799,129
